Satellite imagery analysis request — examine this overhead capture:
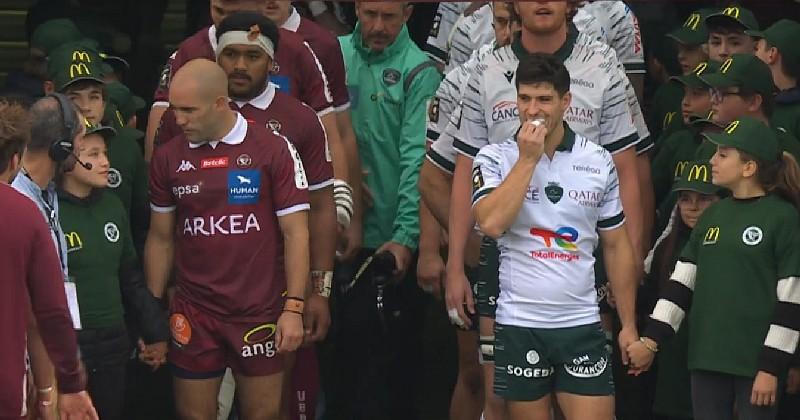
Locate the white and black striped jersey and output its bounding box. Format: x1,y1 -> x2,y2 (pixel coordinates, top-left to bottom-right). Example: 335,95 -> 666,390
424,1 -> 470,64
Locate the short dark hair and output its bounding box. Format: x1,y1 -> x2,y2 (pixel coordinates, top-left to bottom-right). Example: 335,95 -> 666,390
216,11 -> 281,55
62,79 -> 106,99
515,53 -> 571,95
28,96 -> 81,152
0,99 -> 30,173
707,19 -> 749,37
739,87 -> 775,117
764,40 -> 800,81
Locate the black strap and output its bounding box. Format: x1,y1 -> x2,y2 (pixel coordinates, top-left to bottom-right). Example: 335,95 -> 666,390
404,60 -> 438,93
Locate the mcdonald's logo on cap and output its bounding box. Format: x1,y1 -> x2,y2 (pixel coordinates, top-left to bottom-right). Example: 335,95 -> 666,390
725,120 -> 740,134
693,62 -> 708,75
71,51 -> 91,63
674,160 -> 688,178
684,13 -> 702,30
69,63 -> 91,78
663,112 -> 676,129
687,164 -> 709,182
703,226 -> 720,245
722,7 -> 740,19
720,58 -> 734,74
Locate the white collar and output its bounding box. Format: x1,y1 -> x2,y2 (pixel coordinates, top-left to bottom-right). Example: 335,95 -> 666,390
234,83 -> 276,110
208,25 -> 218,53
282,7 -> 301,32
189,113 -> 247,149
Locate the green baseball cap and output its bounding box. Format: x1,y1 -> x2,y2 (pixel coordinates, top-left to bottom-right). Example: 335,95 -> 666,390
699,54 -> 775,96
702,116 -> 780,162
746,19 -> 800,70
667,8 -> 717,46
83,119 -> 117,141
30,19 -> 83,54
705,6 -> 759,32
671,60 -> 721,88
105,82 -> 145,123
672,160 -> 721,194
47,42 -> 106,92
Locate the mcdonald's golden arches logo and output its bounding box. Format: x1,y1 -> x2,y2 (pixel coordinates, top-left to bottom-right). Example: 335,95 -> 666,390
674,160 -> 688,178
725,120 -> 740,134
71,50 -> 91,63
69,63 -> 91,78
687,164 -> 709,182
703,226 -> 720,245
65,231 -> 82,252
722,7 -> 740,19
720,58 -> 734,74
663,112 -> 676,129
692,62 -> 708,75
684,13 -> 702,30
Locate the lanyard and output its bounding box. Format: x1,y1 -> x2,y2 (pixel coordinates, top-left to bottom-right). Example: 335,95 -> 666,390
23,169 -> 67,276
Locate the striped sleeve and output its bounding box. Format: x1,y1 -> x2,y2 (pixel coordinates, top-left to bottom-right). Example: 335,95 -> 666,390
424,2 -> 466,64
598,48 -> 638,154
444,4 -> 494,74
604,2 -> 645,74
452,61 -> 489,158
645,218 -> 705,345
427,64 -> 467,143
758,216 -> 800,375
471,145 -> 504,206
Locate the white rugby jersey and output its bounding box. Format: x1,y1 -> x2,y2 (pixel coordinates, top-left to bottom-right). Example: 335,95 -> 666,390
427,42 -> 496,174
472,127 -> 624,328
575,1 -> 645,75
425,1 -> 470,64
443,3 -> 495,75
450,31 -> 638,159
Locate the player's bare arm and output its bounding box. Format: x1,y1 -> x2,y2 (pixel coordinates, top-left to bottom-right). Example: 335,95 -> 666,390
611,147 -> 645,272
336,109 -> 363,260
144,105 -> 168,162
446,154 -> 477,328
599,224 -> 639,365
277,210 -> 310,353
419,159 -> 453,229
306,187 -> 335,341
144,210 -> 176,299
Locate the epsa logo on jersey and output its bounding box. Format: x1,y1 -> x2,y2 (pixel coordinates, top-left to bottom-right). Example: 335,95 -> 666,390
173,184 -> 200,199
491,101 -> 518,122
201,157 -> 229,169
228,170 -> 261,205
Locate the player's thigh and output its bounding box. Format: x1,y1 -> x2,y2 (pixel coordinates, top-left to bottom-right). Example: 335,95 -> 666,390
506,395 -> 551,420
554,392 -> 614,420
234,370 -> 285,420
456,329 -> 481,370
549,323 -> 614,412
173,375 -> 224,420
493,324 -> 555,402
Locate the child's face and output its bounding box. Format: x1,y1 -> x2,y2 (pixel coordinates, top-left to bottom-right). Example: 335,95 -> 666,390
65,84 -> 105,125
708,32 -> 755,62
678,190 -> 719,229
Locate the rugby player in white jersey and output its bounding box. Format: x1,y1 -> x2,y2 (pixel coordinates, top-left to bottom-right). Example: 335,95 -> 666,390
472,53 -> 638,420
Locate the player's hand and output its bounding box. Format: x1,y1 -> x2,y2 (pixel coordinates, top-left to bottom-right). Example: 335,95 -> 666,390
751,371 -> 778,406
337,219 -> 362,262
58,391 -> 98,420
138,339 -> 168,370
445,263 -> 474,329
304,294 -> 331,343
517,118 -> 547,162
787,367 -> 800,394
276,311 -> 304,353
377,241 -> 413,279
417,250 -> 445,297
625,337 -> 655,375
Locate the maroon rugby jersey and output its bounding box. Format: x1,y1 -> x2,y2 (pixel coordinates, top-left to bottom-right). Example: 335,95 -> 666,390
157,83 -> 333,190
283,7 -> 350,110
154,26 -> 333,114
149,114 -> 310,319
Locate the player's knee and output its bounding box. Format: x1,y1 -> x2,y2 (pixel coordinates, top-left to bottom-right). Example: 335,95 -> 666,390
457,363 -> 484,395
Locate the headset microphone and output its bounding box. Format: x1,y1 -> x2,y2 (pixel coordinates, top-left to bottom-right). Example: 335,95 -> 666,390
73,154 -> 92,170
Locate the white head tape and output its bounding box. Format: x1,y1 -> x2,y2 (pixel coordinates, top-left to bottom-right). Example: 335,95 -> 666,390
216,26 -> 275,60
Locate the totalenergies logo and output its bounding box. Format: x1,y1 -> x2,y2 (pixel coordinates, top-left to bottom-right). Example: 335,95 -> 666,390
530,227 -> 579,251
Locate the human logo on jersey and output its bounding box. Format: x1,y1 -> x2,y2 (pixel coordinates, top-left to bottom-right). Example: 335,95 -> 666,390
228,170 -> 261,205
742,226 -> 763,246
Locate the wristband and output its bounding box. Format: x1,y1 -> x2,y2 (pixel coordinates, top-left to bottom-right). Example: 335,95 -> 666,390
308,0 -> 328,17
312,271 -> 333,298
284,298 -> 305,313
640,337 -> 658,353
283,308 -> 304,316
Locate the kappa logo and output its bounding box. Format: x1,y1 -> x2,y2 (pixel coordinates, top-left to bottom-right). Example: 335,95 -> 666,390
742,226 -> 763,246
104,222 -> 120,243
703,226 -> 720,245
176,160 -> 196,172
107,168 -> 122,188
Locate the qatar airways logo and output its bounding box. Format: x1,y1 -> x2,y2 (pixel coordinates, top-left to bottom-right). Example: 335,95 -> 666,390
182,213 -> 261,236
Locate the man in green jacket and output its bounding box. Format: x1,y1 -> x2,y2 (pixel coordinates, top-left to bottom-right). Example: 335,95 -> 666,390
329,2 -> 440,418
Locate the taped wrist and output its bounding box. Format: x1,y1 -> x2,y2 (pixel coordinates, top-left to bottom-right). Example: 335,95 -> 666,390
334,179 -> 354,227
